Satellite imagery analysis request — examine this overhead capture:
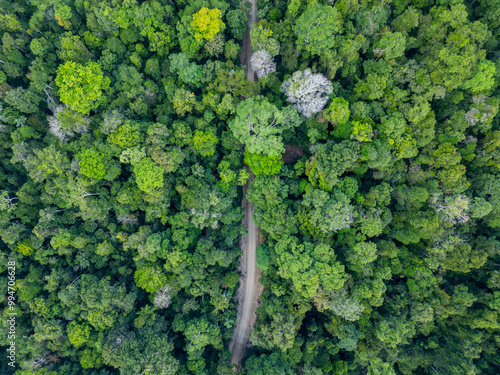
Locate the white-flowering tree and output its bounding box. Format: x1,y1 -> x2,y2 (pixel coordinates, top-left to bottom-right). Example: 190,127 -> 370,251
321,287 -> 365,322
117,214 -> 138,226
48,106 -> 90,142
154,284 -> 172,309
430,194 -> 470,224
464,95 -> 499,132
280,69 -> 333,118
100,108 -> 125,135
250,50 -> 276,79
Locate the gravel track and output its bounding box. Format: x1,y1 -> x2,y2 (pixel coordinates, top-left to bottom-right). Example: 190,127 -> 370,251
229,0 -> 261,370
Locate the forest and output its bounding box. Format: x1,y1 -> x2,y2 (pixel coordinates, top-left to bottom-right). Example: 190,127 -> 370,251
0,0 -> 499,374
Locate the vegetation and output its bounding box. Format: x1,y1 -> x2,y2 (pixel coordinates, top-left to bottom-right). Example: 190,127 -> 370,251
0,0 -> 499,374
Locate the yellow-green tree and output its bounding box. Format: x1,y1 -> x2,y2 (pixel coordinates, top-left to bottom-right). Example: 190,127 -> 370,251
134,157 -> 164,195
55,61 -> 110,115
77,148 -> 105,180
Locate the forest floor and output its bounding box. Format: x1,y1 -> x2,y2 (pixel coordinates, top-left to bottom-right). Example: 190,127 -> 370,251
229,0 -> 262,370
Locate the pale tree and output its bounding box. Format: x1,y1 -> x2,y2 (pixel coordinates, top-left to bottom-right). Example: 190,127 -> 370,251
101,108 -> 125,135
154,284 -> 173,309
117,214 -> 138,226
250,50 -> 276,79
430,194 -> 470,224
280,69 -> 333,118
464,95 -> 499,132
0,190 -> 19,210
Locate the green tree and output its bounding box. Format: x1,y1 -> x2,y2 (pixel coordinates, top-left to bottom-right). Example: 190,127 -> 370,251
305,140 -> 360,191
226,9 -> 248,41
298,188 -> 355,237
244,353 -> 293,374
374,31 -> 406,60
250,21 -> 281,56
293,2 -> 341,56
346,241 -> 378,272
247,176 -> 298,240
134,265 -> 166,293
59,33 -> 91,64
4,87 -> 41,114
184,317 -> 222,353
67,321 -> 91,347
461,59 -> 497,94
367,358 -> 396,375
275,236 -> 347,298
102,319 -> 179,374
318,286 -> 364,321
172,88 -> 196,116
109,121 -> 142,149
169,53 -> 202,87
250,301 -> 299,352
244,151 -> 283,175
323,97 -> 350,125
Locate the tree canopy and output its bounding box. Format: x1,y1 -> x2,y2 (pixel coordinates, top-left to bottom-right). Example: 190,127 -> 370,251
0,0 -> 499,374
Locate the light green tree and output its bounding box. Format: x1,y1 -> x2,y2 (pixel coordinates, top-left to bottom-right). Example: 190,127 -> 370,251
77,148 -> 105,180
55,61 -> 110,114
134,158 -> 164,194
229,96 -> 301,156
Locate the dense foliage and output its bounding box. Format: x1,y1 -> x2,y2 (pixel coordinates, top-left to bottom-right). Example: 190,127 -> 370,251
0,0 -> 499,374
0,0 -> 252,373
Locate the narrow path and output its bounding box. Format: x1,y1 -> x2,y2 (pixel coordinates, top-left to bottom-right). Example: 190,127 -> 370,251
241,0 -> 258,81
229,0 -> 260,370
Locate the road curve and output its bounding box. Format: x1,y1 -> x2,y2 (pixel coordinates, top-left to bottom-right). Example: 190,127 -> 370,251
229,0 -> 259,369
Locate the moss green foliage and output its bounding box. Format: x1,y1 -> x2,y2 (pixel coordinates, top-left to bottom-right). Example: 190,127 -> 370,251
190,7 -> 225,42
351,118 -> 375,142
1,0 -> 500,374
67,321 -> 91,347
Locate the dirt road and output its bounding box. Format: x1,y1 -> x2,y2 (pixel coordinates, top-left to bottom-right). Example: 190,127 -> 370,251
241,0 -> 257,81
229,186 -> 258,368
229,0 -> 260,369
